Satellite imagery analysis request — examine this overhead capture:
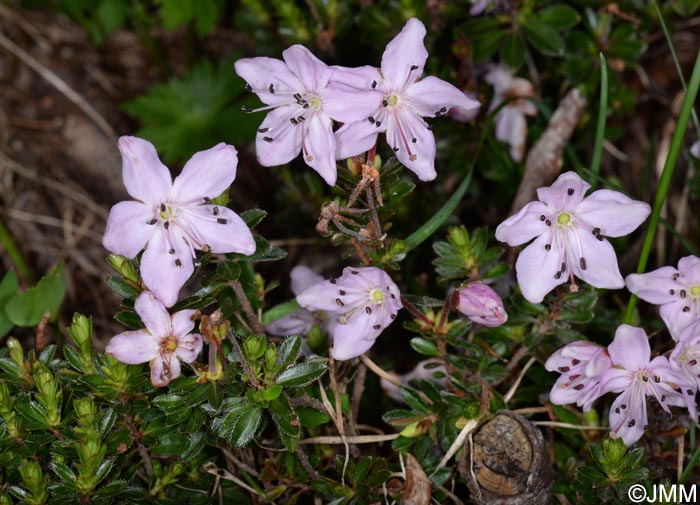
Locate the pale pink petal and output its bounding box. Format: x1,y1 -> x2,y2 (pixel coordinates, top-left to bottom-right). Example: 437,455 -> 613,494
150,353 -> 181,387
660,301 -> 696,341
515,232 -> 566,303
386,109 -> 436,181
576,189 -> 650,237
175,332 -> 203,363
102,201 -> 157,258
609,390 -> 646,446
234,57 -> 303,105
177,205 -> 255,255
625,267 -> 681,305
255,106 -> 303,167
118,136 -> 172,204
134,291 -> 172,337
495,107 -> 527,162
598,367 -> 633,394
171,309 -> 197,338
140,228 -> 194,308
282,45 -> 333,92
335,121 -> 380,160
404,76 -> 480,118
304,113 -> 337,186
105,330 -> 158,364
297,280 -> 344,312
544,341 -> 602,371
331,314 -> 379,360
329,65 -> 383,91
536,171 -> 590,210
265,310 -> 315,336
291,266 -> 325,295
548,375 -> 587,405
323,82 -> 383,123
381,18 -> 428,91
607,325 -> 650,370
495,201 -> 549,246
678,256 -> 700,282
171,143 -> 238,203
570,230 -> 624,289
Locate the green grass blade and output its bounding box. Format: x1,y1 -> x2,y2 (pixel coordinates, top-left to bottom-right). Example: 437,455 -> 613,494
589,53 -> 608,189
624,50 -> 700,323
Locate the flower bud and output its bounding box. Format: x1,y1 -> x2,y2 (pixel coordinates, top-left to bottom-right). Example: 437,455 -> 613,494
106,254 -> 138,283
454,283 -> 507,327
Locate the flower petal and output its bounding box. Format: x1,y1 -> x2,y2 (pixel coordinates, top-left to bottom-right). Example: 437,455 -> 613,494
265,310 -> 315,336
660,301 -> 696,341
495,107 -> 527,162
291,266 -> 325,295
118,136 -> 172,204
386,109 -> 436,181
140,228 -> 194,308
134,291 -> 172,337
282,45 -> 333,92
678,256 -> 700,283
381,18 -> 428,91
335,121 -> 380,160
303,113 -> 337,186
234,57 -> 303,105
177,205 -> 256,255
106,330 -> 158,364
598,367 -> 633,394
102,201 -> 157,258
171,143 -> 238,203
151,353 -> 181,387
175,332 -> 203,363
608,325 -> 650,370
576,189 -> 650,237
625,267 -> 681,305
255,106 -> 303,167
297,280 -> 344,313
495,200 -> 549,246
171,309 -> 197,338
330,65 -> 383,90
323,82 -> 383,123
515,232 -> 566,303
536,171 -> 590,210
330,315 -> 380,360
570,230 -> 625,289
609,390 -> 646,446
404,76 -> 480,118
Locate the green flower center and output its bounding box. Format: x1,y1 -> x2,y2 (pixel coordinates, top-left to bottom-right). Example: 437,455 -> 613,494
369,288 -> 384,303
691,285 -> 700,297
385,94 -> 399,107
160,336 -> 178,353
557,212 -> 571,225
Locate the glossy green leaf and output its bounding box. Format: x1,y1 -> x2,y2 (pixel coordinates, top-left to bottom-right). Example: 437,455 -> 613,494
5,263 -> 66,326
275,357 -> 328,387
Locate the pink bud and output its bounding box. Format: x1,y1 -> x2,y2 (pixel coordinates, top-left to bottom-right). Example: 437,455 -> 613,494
454,283 -> 507,327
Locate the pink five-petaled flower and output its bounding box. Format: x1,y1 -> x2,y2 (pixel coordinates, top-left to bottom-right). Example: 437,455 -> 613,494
626,256 -> 700,341
296,266 -> 402,360
334,18 -> 480,181
599,325 -> 697,446
453,283 -> 508,327
234,46 -> 382,186
106,291 -> 203,387
103,137 -> 256,307
485,65 -> 537,162
545,341 -> 611,412
495,171 -> 651,304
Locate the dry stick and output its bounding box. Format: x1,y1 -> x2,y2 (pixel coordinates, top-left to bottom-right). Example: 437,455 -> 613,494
202,463 -> 260,497
504,357 -> 537,404
432,418 -> 479,474
328,358 -> 350,485
228,281 -> 264,335
300,433 -> 400,445
0,31 -> 116,139
360,354 -> 402,388
534,421 -> 605,431
509,88 -> 587,215
317,379 -> 350,485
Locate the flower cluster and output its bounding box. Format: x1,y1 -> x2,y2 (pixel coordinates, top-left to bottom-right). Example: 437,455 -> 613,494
235,18 -> 480,185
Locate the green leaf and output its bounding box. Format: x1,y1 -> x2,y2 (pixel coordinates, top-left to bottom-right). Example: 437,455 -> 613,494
276,335 -> 302,370
217,261 -> 241,282
245,236 -> 287,262
269,395 -> 301,451
275,357 -> 328,387
152,394 -> 184,413
153,432 -> 191,456
523,21 -> 565,56
297,407 -> 331,428
49,461 -> 77,483
229,407 -> 263,447
113,310 -> 144,329
106,275 -> 140,299
537,5 -> 581,30
500,33 -> 525,70
472,29 -> 508,62
410,337 -> 441,357
6,263 -> 66,326
0,270 -> 18,338
240,208 -> 268,228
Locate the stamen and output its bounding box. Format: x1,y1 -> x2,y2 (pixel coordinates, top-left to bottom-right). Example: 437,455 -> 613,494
544,244 -> 551,251
371,80 -> 377,89
339,289 -> 346,295
580,258 -> 587,270
263,137 -> 274,142
335,298 -> 344,306
164,221 -> 170,230
410,65 -> 418,71
258,127 -> 269,133
244,83 -> 252,92
147,218 -> 157,225
168,248 -> 175,254
217,218 -> 227,224
627,419 -> 635,427
683,306 -> 691,312
269,83 -> 275,94
391,109 -> 417,161
681,289 -> 687,298
373,324 -> 381,330
175,259 -> 182,267
290,117 -> 298,125
539,215 -> 545,221
160,203 -> 166,213
365,307 -> 372,314
567,188 -> 574,195
212,207 -> 220,215
561,262 -> 567,273
673,273 -> 680,280
368,117 -> 375,123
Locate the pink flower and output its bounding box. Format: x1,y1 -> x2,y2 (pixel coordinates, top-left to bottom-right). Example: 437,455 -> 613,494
670,320 -> 700,387
599,325 -> 696,446
334,18 -> 480,181
453,283 -> 508,327
626,256 -> 700,340
296,266 -> 402,360
485,65 -> 537,162
102,137 -> 255,307
234,46 -> 382,186
495,171 -> 650,303
545,341 -> 611,412
380,359 -> 448,402
265,265 -> 335,337
106,291 -> 203,387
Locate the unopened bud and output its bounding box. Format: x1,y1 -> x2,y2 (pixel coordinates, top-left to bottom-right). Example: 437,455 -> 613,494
106,254 -> 138,282
243,335 -> 266,361
454,283 -> 508,327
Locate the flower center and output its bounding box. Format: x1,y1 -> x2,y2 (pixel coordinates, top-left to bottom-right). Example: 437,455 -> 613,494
557,212 -> 571,225
384,94 -> 400,107
691,285 -> 700,297
308,94 -> 322,110
369,288 -> 384,303
160,335 -> 178,353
